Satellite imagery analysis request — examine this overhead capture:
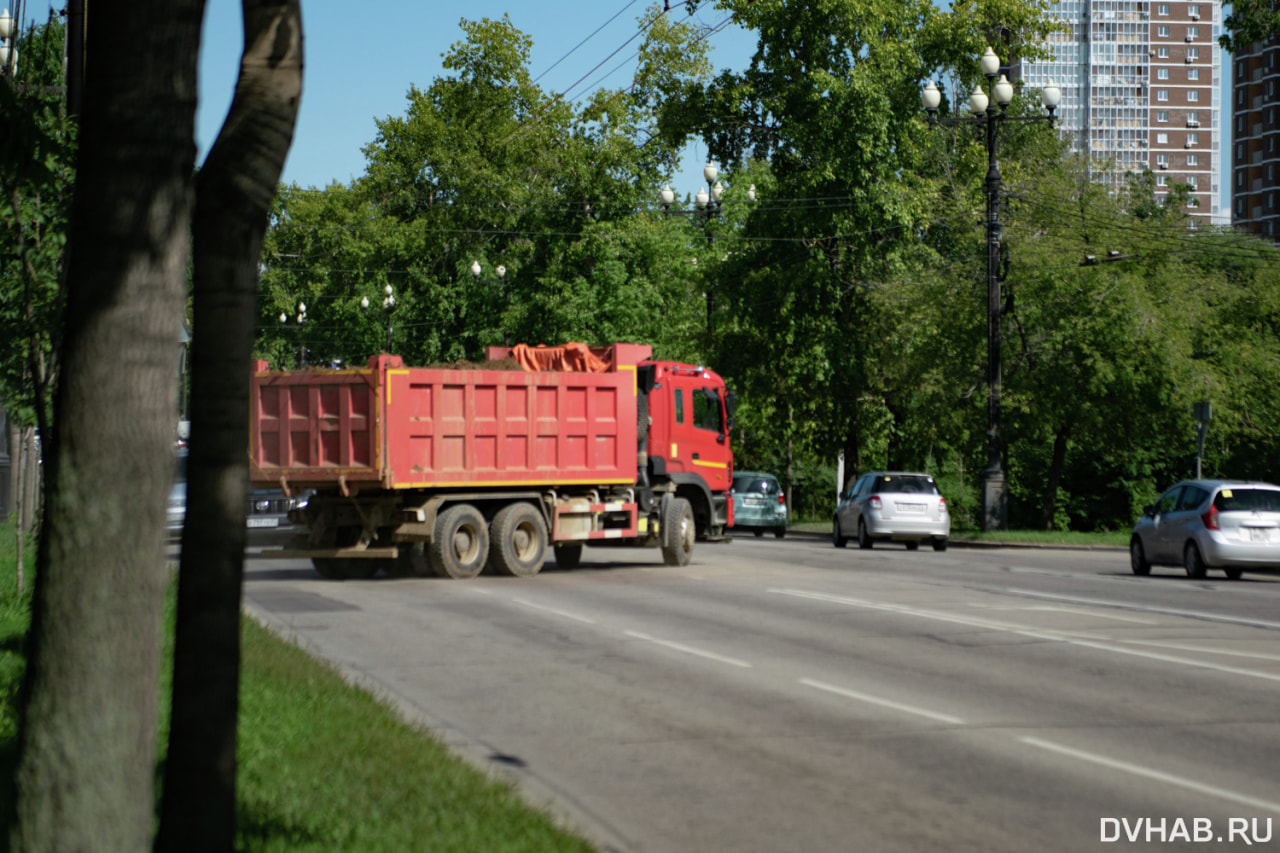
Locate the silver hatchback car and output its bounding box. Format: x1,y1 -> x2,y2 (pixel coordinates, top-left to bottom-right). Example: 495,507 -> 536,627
1130,479 -> 1280,579
833,471 -> 950,551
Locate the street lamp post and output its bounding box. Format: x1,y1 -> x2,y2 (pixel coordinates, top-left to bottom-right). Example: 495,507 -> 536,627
361,284 -> 396,353
659,164 -> 757,332
921,49 -> 1059,531
470,261 -> 508,346
279,302 -> 307,367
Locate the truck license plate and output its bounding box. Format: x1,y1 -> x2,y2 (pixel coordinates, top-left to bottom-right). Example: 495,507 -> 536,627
247,517 -> 279,528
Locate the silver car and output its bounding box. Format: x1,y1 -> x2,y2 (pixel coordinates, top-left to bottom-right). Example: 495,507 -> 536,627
1130,479 -> 1280,579
833,471 -> 950,551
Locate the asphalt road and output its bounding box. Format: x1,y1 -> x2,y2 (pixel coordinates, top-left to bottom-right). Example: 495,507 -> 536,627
244,534 -> 1280,853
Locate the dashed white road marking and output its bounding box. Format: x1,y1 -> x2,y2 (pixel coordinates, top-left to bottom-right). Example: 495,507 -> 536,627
1020,737 -> 1280,815
623,631 -> 753,668
511,598 -> 598,625
800,678 -> 964,725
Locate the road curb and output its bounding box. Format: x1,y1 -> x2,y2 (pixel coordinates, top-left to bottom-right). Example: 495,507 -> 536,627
775,528 -> 1127,552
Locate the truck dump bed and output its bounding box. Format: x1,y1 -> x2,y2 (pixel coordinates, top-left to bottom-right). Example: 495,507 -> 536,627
250,343 -> 651,492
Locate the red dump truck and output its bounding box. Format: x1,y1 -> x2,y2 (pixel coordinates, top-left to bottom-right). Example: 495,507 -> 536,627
249,342 -> 736,579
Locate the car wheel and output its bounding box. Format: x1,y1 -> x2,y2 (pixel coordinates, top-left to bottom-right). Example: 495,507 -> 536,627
904,540 -> 920,551
1223,565 -> 1244,580
774,527 -> 786,539
833,519 -> 847,548
1183,542 -> 1207,580
857,519 -> 873,550
1129,537 -> 1151,576
932,538 -> 948,552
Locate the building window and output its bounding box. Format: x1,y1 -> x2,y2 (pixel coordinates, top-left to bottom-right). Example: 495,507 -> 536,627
1157,3 -> 1169,14
1158,89 -> 1169,101
1187,90 -> 1199,103
1158,25 -> 1170,37
1188,26 -> 1200,39
1188,132 -> 1199,145
1188,68 -> 1199,80
1159,47 -> 1171,58
1158,154 -> 1171,168
1238,171 -> 1246,188
1188,154 -> 1199,166
1187,111 -> 1199,124
1270,194 -> 1276,210
1188,176 -> 1198,188
1238,142 -> 1246,160
1157,175 -> 1168,186
1188,48 -> 1199,60
1157,110 -> 1169,122
1157,132 -> 1169,144
1188,4 -> 1200,16
1157,68 -> 1170,80
1270,137 -> 1277,153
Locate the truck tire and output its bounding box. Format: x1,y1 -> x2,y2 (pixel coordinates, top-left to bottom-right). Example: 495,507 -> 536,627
488,503 -> 547,577
552,543 -> 583,569
661,496 -> 694,566
388,542 -> 432,578
429,504 -> 489,579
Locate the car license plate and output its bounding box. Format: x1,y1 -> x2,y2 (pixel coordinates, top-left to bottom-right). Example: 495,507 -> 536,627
897,502 -> 925,513
247,517 -> 279,528
1249,527 -> 1272,543
743,497 -> 766,507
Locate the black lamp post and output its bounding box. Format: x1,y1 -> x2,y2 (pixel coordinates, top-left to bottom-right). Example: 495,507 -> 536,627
279,302 -> 307,368
922,48 -> 1059,531
361,285 -> 396,353
659,163 -> 757,332
470,261 -> 508,347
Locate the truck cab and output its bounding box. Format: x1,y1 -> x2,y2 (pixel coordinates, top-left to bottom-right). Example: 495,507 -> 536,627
644,361 -> 735,536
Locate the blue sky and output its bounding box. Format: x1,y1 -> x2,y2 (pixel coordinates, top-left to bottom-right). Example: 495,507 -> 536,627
197,0 -> 755,194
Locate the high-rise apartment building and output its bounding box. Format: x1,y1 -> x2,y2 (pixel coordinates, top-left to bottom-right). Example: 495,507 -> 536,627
1231,40 -> 1280,239
1017,0 -> 1222,223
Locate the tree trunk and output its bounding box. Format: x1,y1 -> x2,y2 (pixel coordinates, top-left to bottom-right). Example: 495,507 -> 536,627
1040,423 -> 1071,530
9,2 -> 202,850
21,426 -> 37,533
156,3 -> 302,851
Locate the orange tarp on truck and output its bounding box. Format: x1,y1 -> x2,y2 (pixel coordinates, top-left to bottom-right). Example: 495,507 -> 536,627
511,342 -> 612,373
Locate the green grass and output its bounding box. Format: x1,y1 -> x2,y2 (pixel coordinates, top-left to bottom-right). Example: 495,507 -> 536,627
0,526 -> 596,852
790,519 -> 1128,547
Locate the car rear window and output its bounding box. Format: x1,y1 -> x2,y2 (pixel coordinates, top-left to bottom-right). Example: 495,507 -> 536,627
871,475 -> 939,495
1214,488 -> 1280,512
734,476 -> 780,495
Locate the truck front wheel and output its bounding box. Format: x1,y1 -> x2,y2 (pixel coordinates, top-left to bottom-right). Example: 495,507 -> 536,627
488,503 -> 547,577
661,497 -> 695,566
429,504 -> 489,579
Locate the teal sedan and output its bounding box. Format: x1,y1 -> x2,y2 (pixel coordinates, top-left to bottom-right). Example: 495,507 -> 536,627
731,471 -> 788,538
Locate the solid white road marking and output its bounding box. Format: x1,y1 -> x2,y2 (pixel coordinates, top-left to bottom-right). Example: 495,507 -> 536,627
800,678 -> 965,725
1005,588 -> 1280,631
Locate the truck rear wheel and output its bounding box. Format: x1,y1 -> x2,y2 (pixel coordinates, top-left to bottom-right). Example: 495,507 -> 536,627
661,497 -> 694,566
429,504 -> 489,579
488,503 -> 547,577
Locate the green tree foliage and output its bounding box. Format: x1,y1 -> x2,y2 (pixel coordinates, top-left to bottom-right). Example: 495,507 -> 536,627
258,9 -> 719,369
0,11 -> 74,436
1220,0 -> 1280,52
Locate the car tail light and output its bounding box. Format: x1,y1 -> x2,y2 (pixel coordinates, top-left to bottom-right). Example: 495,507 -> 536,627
1201,503 -> 1220,530
869,496 -> 882,511
778,495 -> 786,504
939,497 -> 948,514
